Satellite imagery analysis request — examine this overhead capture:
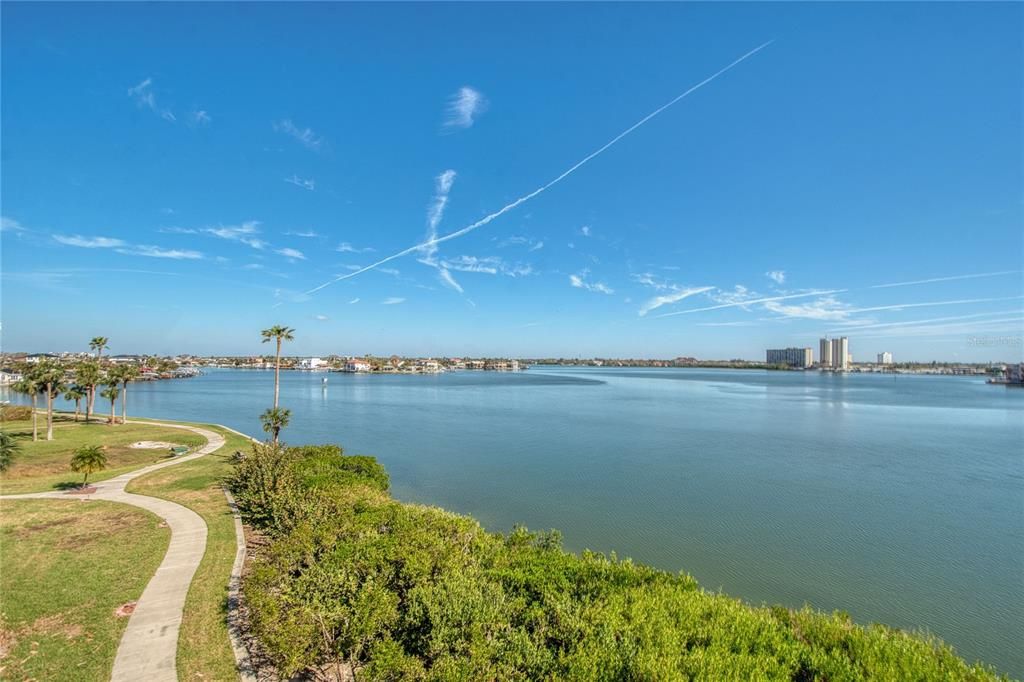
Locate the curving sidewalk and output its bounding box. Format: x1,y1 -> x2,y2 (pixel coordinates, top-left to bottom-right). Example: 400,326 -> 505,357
1,421 -> 225,682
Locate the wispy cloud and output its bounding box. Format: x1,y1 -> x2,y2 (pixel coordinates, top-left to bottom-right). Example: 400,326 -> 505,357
639,286 -> 715,316
762,295 -> 852,321
314,314 -> 328,321
631,272 -> 673,291
444,87 -> 487,129
276,247 -> 306,260
419,170 -> 464,292
579,225 -> 592,237
196,221 -> 267,249
697,321 -> 757,327
1,270 -> 76,292
570,270 -> 614,295
382,297 -> 405,305
440,255 -> 533,278
284,175 -> 315,191
497,235 -> 544,252
766,270 -> 786,285
116,245 -> 203,259
274,119 -> 323,151
54,234 -> 127,248
349,298 -> 360,304
285,229 -> 319,238
54,233 -> 202,259
632,272 -> 714,316
303,42 -> 773,297
337,242 -> 375,253
1,217 -> 26,233
128,77 -> 176,122
191,110 -> 211,125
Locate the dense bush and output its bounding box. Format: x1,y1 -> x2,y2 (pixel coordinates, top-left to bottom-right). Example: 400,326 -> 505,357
0,404 -> 33,421
233,443 -> 1008,681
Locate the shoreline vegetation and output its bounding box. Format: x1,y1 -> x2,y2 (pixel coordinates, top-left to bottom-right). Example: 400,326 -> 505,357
229,440 -> 1010,681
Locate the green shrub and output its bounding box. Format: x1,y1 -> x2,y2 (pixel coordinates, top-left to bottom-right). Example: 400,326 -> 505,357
235,444 -> 1009,681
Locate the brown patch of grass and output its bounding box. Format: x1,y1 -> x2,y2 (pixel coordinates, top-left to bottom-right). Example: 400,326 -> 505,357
22,614 -> 85,641
0,499 -> 169,680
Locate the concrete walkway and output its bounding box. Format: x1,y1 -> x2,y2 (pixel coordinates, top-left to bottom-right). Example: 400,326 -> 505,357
2,421 -> 225,682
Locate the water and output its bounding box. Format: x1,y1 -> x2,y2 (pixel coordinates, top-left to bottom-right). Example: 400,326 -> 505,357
7,367 -> 1022,676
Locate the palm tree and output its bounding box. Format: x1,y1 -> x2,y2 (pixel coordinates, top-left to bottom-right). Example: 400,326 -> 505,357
0,432 -> 20,472
35,360 -> 66,441
64,385 -> 87,422
75,361 -> 101,423
261,325 -> 295,408
89,336 -> 109,359
88,338 -> 108,414
100,385 -> 120,425
115,364 -> 140,424
11,376 -> 41,441
260,407 -> 291,444
70,445 -> 107,487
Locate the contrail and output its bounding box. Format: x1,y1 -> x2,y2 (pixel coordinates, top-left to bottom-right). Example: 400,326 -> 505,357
868,270 -> 1020,289
655,289 -> 848,318
845,295 -> 1024,314
304,40 -> 774,296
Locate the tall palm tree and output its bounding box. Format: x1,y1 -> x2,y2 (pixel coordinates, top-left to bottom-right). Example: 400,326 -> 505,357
89,336 -> 109,359
88,338 -> 109,415
100,384 -> 120,425
261,325 -> 295,408
0,431 -> 20,472
115,364 -> 140,424
11,376 -> 41,441
35,360 -> 66,441
64,385 -> 87,422
75,361 -> 102,423
70,445 -> 107,487
260,407 -> 291,444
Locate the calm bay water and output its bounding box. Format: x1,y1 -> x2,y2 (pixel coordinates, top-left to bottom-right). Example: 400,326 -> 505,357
9,367 -> 1023,675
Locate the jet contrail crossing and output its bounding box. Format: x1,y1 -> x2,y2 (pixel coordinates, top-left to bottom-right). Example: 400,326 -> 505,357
304,40 -> 774,296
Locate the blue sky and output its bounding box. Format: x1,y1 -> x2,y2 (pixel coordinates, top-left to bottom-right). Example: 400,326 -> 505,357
2,2 -> 1022,361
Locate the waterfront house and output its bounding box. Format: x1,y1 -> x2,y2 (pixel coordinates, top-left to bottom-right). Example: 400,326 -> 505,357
344,360 -> 372,373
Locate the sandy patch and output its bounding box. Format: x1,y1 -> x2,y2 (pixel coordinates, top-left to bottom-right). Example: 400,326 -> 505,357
129,441 -> 179,449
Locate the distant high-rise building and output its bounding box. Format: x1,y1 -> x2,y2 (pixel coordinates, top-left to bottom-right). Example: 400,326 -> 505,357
819,336 -> 850,370
819,338 -> 833,368
832,337 -> 850,370
767,347 -> 813,368
877,351 -> 893,365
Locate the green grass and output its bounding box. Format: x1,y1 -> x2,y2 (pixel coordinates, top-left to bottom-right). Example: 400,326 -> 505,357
127,424 -> 256,681
0,499 -> 170,681
0,414 -> 202,494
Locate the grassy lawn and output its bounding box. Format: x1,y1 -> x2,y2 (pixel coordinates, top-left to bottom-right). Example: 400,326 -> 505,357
0,414 -> 203,494
0,499 -> 170,681
127,424 -> 256,681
